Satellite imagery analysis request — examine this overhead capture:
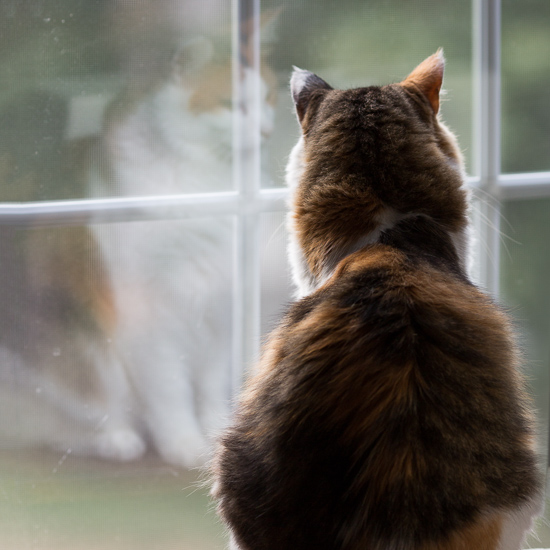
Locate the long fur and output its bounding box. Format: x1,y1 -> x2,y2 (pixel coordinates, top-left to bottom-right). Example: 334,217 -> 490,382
211,52 -> 542,549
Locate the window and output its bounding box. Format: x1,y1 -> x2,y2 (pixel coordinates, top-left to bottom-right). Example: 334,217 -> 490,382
0,1 -> 548,548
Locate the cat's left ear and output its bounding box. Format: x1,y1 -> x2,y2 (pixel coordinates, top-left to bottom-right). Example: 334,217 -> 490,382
290,68 -> 333,123
401,49 -> 445,114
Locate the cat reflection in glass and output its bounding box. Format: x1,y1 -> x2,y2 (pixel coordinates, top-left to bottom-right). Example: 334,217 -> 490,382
0,16 -> 278,468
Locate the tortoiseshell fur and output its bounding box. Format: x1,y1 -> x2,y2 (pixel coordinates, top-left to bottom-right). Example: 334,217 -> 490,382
212,52 -> 542,550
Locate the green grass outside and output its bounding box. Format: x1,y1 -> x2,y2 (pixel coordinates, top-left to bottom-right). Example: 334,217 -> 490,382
0,449 -> 226,550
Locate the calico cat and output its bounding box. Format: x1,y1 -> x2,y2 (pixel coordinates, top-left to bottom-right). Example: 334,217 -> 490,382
83,27 -> 277,467
0,93 -> 143,461
211,52 -> 543,549
0,15 -> 279,467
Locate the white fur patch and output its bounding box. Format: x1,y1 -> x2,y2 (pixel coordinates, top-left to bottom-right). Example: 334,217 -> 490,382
285,136 -> 316,298
450,224 -> 474,276
290,67 -> 313,99
497,498 -> 543,550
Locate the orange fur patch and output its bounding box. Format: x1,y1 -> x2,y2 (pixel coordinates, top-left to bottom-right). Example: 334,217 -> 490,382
421,514 -> 503,550
187,59 -> 278,114
25,227 -> 117,332
401,49 -> 445,114
188,62 -> 233,114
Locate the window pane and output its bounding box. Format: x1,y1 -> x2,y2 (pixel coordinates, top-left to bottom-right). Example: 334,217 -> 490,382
501,0 -> 550,173
0,1 -> 233,201
262,0 -> 474,188
0,217 -> 233,549
499,198 -> 550,545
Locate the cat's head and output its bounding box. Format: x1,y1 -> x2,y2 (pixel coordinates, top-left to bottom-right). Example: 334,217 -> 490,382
147,10 -> 279,156
104,11 -> 279,177
286,51 -> 470,297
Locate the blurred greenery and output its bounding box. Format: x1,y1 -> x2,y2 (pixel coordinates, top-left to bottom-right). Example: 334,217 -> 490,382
502,0 -> 550,173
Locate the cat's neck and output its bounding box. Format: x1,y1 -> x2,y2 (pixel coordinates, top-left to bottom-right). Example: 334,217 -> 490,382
288,210 -> 472,299
378,214 -> 471,282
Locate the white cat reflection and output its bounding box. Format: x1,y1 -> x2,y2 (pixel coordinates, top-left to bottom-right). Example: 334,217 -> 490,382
0,34 -> 277,467
90,39 -> 276,466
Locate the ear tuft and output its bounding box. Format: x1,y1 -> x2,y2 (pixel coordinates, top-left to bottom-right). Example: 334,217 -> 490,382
290,67 -> 332,122
402,49 -> 445,114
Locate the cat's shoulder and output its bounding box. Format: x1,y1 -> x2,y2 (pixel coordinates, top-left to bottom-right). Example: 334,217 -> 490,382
281,238 -> 508,366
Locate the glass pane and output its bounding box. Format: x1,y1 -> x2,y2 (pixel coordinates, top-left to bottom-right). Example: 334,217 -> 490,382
500,198 -> 550,546
501,0 -> 550,173
260,212 -> 292,337
0,217 -> 233,549
262,0 -> 474,187
0,1 -> 233,201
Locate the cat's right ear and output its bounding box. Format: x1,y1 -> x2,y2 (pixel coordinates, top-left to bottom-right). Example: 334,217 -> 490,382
290,67 -> 333,123
172,37 -> 214,80
401,49 -> 445,114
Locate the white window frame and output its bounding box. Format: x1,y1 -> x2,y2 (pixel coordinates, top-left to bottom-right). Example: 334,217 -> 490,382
0,0 -> 548,395
471,0 -> 550,295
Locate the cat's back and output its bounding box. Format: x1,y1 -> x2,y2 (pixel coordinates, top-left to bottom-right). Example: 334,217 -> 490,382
215,231 -> 540,550
214,52 -> 542,550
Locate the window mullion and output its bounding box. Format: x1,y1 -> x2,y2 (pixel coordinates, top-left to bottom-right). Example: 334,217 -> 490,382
498,172 -> 550,200
472,0 -> 502,296
0,193 -> 240,226
0,189 -> 289,227
231,0 -> 263,397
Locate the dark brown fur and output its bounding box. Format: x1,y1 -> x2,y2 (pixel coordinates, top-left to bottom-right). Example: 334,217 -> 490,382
211,53 -> 541,550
